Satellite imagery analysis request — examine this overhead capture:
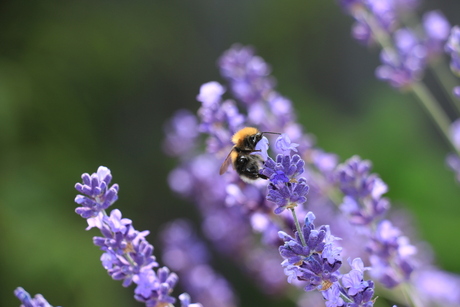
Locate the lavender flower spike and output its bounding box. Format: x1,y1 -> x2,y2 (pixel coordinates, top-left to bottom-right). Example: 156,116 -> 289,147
74,166 -> 119,221
75,166 -> 202,307
15,287 -> 55,307
278,212 -> 342,292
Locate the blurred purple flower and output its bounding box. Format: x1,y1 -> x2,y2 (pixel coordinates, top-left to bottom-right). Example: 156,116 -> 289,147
454,86 -> 460,99
423,11 -> 451,57
376,28 -> 426,88
15,288 -> 55,307
218,44 -> 274,106
445,26 -> 460,76
335,156 -> 390,225
367,220 -> 417,288
163,110 -> 199,157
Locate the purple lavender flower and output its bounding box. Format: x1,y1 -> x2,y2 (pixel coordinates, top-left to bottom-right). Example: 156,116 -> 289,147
163,110 -> 199,157
275,133 -> 299,155
454,86 -> 460,99
335,156 -> 390,225
267,178 -> 309,214
179,293 -> 204,307
261,152 -> 305,183
278,212 -> 342,291
423,11 -> 451,57
351,16 -> 373,45
367,220 -> 417,288
74,166 -> 119,220
218,44 -> 274,106
15,287 -> 55,307
322,258 -> 375,307
413,268 -> 460,306
445,26 -> 460,76
376,28 -> 426,89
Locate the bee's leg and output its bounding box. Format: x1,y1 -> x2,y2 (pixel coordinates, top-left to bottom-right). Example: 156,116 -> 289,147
258,173 -> 269,180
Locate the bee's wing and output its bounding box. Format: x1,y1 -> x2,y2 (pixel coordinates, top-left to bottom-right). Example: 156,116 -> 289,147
219,149 -> 234,175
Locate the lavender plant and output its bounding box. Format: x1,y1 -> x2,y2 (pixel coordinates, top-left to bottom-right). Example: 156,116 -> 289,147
13,1 -> 460,306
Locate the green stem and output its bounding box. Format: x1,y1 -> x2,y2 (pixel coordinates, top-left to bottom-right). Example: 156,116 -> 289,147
430,59 -> 460,115
290,207 -> 307,247
400,283 -> 424,307
410,82 -> 457,153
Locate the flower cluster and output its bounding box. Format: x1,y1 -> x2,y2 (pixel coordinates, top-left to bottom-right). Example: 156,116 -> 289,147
279,212 -> 376,306
323,259 -> 375,307
74,166 -> 201,307
376,27 -> 427,89
366,220 -> 416,288
278,212 -> 342,291
262,141 -> 309,214
334,156 -> 390,225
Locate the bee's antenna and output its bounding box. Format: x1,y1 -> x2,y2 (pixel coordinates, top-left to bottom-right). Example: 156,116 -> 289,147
261,131 -> 281,135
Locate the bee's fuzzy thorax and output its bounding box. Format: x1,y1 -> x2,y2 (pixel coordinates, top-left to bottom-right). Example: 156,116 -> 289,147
232,127 -> 258,146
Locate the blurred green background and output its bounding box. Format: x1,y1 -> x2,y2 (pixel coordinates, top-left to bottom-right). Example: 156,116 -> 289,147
1,0 -> 460,306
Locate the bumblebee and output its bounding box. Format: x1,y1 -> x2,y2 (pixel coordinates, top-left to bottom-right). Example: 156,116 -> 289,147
219,127 -> 278,183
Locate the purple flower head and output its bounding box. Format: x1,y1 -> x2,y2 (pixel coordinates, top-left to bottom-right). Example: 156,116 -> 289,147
163,109 -> 200,157
351,17 -> 373,46
454,86 -> 460,99
423,11 -> 451,57
335,156 -> 390,225
445,26 -> 460,76
367,0 -> 397,32
376,28 -> 427,89
267,177 -> 309,214
278,212 -> 342,291
342,268 -> 368,296
134,267 -> 179,306
274,133 -> 299,155
367,220 -> 416,287
218,44 -> 275,105
179,293 -> 204,307
15,287 -> 54,307
252,136 -> 269,160
261,154 -> 305,183
196,82 -> 245,154
413,268 -> 460,306
74,166 -> 119,219
196,81 -> 225,108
